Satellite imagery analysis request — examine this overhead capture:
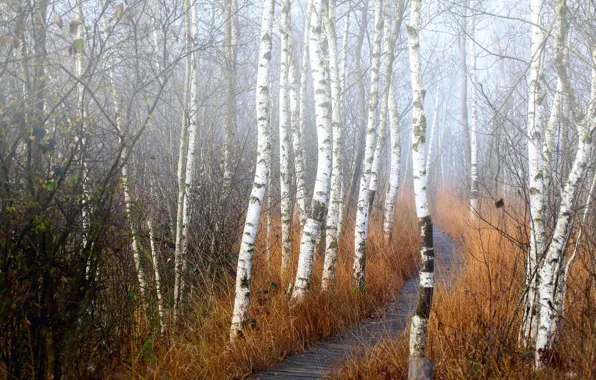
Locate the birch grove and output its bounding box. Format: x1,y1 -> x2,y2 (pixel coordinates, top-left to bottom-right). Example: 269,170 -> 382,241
3,0 -> 596,376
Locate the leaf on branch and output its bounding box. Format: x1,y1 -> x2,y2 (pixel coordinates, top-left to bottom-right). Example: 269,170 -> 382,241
73,38 -> 84,54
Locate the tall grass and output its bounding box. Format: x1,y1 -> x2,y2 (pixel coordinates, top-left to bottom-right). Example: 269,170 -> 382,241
117,192 -> 419,378
335,190 -> 596,379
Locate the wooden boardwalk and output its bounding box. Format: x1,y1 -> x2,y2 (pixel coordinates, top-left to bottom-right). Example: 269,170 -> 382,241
251,228 -> 458,379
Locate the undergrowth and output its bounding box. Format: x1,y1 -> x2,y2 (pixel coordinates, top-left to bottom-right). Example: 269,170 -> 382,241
116,192 -> 419,379
334,190 -> 596,379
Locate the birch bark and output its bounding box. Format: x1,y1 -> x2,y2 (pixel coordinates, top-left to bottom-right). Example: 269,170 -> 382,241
383,83 -> 401,243
322,0 -> 343,289
369,0 -> 405,213
229,0 -> 275,341
468,0 -> 479,217
520,0 -> 547,347
296,0 -> 313,228
292,0 -> 333,301
535,5 -> 595,365
353,0 -> 384,288
425,86 -> 440,182
407,0 -> 434,359
173,0 -> 192,319
279,0 -> 293,276
223,0 -> 237,190
100,1 -> 148,299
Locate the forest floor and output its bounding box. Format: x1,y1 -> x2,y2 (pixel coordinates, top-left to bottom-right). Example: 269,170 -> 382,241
251,228 -> 457,379
123,192 -> 423,379
331,192 -> 596,379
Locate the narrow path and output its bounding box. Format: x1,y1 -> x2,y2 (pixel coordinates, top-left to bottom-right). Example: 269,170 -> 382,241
252,228 -> 458,379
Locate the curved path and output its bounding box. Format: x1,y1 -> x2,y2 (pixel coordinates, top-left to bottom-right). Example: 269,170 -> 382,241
252,228 -> 458,379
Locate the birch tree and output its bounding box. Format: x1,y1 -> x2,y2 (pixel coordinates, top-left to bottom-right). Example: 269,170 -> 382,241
230,0 -> 275,341
353,0 -> 384,288
295,0 -> 313,228
425,86 -> 440,182
535,1 -> 595,366
468,0 -> 479,217
174,0 -> 199,318
520,0 -> 547,347
383,83 -> 401,243
407,0 -> 435,360
223,0 -> 237,189
292,0 -> 333,301
321,0 -> 344,290
279,0 -> 293,276
100,0 -> 148,299
369,0 -> 405,214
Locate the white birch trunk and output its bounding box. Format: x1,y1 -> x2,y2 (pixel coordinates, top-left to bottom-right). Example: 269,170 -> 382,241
289,40 -> 306,236
295,0 -> 313,229
353,0 -> 384,288
369,0 -> 404,213
407,0 -> 434,359
173,0 -> 192,320
535,7 -> 595,364
520,0 -> 547,347
223,0 -> 237,190
279,0 -> 293,276
468,0 -> 479,217
148,217 -> 165,334
229,0 -> 275,341
100,0 -> 147,297
383,83 -> 401,244
550,169 -> 596,350
291,0 -> 333,301
425,86 -> 440,182
322,0 -> 343,290
179,2 -> 200,303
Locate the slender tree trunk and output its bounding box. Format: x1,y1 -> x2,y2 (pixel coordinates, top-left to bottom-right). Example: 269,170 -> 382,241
468,0 -> 479,217
353,0 -> 384,288
425,86 -> 440,182
322,0 -> 344,290
369,0 -> 405,214
520,0 -> 547,348
279,0 -> 293,276
292,0 -> 333,301
535,4 -> 595,365
345,0 -> 369,217
100,2 -> 148,299
459,1 -> 470,184
289,41 -> 306,236
173,0 -> 192,320
383,83 -> 401,243
223,0 -> 237,189
336,0 -> 350,238
229,0 -> 275,341
550,169 -> 596,350
407,0 -> 434,360
173,0 -> 199,319
296,0 -> 313,228
180,5 -> 200,299
148,217 -> 165,334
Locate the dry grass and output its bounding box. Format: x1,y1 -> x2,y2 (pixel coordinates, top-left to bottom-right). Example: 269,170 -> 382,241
334,190 -> 596,379
117,192 -> 420,379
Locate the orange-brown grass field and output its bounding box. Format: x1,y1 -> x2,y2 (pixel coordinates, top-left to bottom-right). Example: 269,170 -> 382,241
334,190 -> 596,379
118,192 -> 420,379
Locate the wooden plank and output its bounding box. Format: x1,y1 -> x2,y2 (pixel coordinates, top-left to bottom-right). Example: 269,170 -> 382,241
251,229 -> 457,379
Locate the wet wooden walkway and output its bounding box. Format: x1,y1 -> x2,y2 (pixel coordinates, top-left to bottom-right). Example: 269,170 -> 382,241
251,228 -> 458,379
